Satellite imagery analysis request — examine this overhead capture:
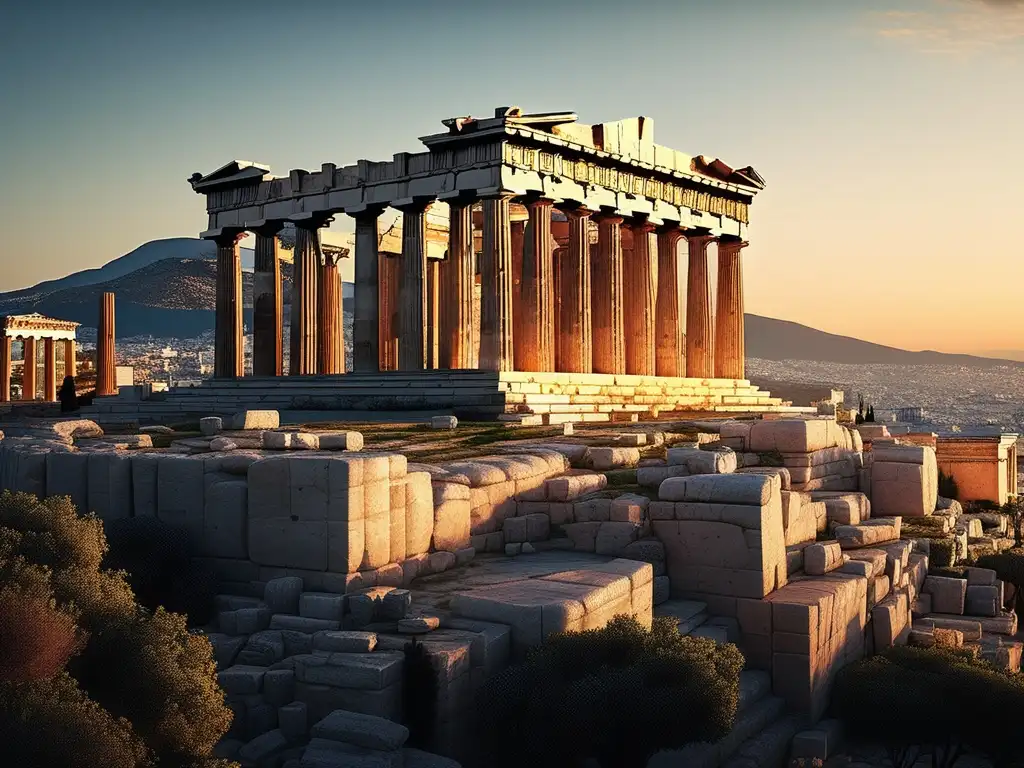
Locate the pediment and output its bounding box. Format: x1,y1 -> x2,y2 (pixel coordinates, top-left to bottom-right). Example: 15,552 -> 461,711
189,160 -> 270,192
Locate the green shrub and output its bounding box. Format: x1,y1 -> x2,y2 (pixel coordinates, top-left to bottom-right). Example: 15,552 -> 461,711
976,549 -> 1024,615
832,645 -> 1024,768
474,616 -> 743,768
0,490 -> 234,766
928,565 -> 968,580
104,517 -> 216,626
937,469 -> 959,501
928,538 -> 955,568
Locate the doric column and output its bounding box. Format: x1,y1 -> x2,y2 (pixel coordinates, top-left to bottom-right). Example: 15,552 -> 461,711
64,339 -> 76,378
290,222 -> 324,376
655,227 -> 685,377
0,337 -> 11,403
518,199 -> 554,372
352,208 -> 383,372
43,338 -> 56,402
440,201 -> 474,369
214,232 -> 244,378
685,232 -> 716,378
318,251 -> 345,374
252,227 -> 283,377
592,213 -> 626,375
21,338 -> 36,401
511,219 -> 525,368
379,255 -> 399,371
96,292 -> 116,396
624,221 -> 657,376
715,237 -> 748,380
396,201 -> 430,370
558,208 -> 593,373
479,196 -> 515,371
427,259 -> 440,369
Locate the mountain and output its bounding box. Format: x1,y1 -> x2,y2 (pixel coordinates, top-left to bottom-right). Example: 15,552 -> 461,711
745,315 -> 1020,368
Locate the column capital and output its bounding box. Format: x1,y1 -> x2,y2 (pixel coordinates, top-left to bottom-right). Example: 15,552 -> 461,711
685,229 -> 716,252
628,218 -> 658,234
206,228 -> 246,247
248,219 -> 284,237
558,204 -> 594,220
291,213 -> 335,230
392,197 -> 434,214
655,223 -> 684,240
593,211 -> 624,226
347,204 -> 387,221
718,235 -> 749,251
522,196 -> 554,211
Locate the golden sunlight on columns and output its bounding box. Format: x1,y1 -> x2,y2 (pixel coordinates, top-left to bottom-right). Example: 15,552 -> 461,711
290,223 -> 324,376
655,227 -> 684,377
21,339 -> 37,401
43,338 -> 56,402
624,221 -> 657,376
685,232 -> 715,378
64,339 -> 76,378
318,252 -> 345,375
379,255 -> 399,371
558,209 -> 593,373
479,196 -> 515,371
214,232 -> 244,378
440,201 -> 475,369
0,337 -> 11,403
518,198 -> 554,372
592,213 -> 625,375
96,292 -> 116,397
715,237 -> 748,380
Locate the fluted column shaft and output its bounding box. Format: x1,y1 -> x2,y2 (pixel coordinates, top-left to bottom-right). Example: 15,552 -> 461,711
43,338 -> 56,401
0,337 -> 10,402
715,238 -> 748,380
685,233 -> 715,378
21,338 -> 36,401
558,209 -> 593,373
252,231 -> 283,377
518,199 -> 554,372
625,222 -> 657,376
655,229 -> 685,377
427,259 -> 440,369
96,292 -> 116,396
592,214 -> 626,374
440,202 -> 474,369
352,210 -> 382,372
480,196 -> 515,371
64,339 -> 76,378
290,225 -> 321,375
397,203 -> 430,370
379,256 -> 399,370
214,234 -> 244,378
318,254 -> 345,374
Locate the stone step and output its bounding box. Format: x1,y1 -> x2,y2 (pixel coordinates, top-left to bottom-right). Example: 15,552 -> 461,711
654,599 -> 709,635
720,714 -> 804,768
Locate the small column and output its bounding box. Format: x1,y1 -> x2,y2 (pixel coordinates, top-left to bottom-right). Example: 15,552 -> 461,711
655,228 -> 685,377
318,251 -> 345,375
479,196 -> 515,371
685,232 -> 716,378
96,292 -> 117,396
511,219 -> 525,368
43,338 -> 56,402
352,209 -> 383,372
214,232 -> 244,378
592,213 -> 626,375
624,221 -> 657,376
396,201 -> 430,370
715,237 -> 748,380
440,201 -> 474,369
290,223 -> 323,375
0,336 -> 11,403
557,208 -> 593,373
64,339 -> 76,378
518,199 -> 554,372
21,338 -> 36,401
378,255 -> 399,370
426,259 -> 440,369
252,227 -> 283,377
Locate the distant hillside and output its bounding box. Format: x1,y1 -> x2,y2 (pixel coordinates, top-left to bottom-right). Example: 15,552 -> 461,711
745,314 -> 1020,368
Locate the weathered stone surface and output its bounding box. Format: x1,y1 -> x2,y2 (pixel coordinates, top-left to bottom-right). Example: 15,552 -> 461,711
432,498 -> 471,552
200,417 -> 223,436
923,576 -> 967,615
748,420 -> 831,453
834,518 -> 901,549
231,410 -> 280,430
871,447 -> 938,518
431,415 -> 458,430
237,729 -> 287,765
300,592 -> 345,622
398,616 -> 440,634
313,631 -> 378,654
219,665 -> 267,695
666,447 -> 737,474
278,701 -> 307,740
965,584 -> 999,617
269,615 -> 340,633
310,709 -> 410,751
405,472 -> 434,557
804,542 -> 844,576
265,577 -> 304,615
319,431 -> 364,452
659,473 -> 778,506
380,589 -> 412,621
736,466 -> 792,490
610,493 -> 648,523
589,447 -> 641,471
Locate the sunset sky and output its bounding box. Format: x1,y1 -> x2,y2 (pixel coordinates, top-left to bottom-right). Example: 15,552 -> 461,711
1,0 -> 1021,355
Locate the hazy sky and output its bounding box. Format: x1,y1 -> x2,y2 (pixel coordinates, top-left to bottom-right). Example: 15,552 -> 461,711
1,0 -> 1022,354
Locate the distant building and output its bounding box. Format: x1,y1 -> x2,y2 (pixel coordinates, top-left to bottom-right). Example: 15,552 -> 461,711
895,407 -> 925,423
936,428 -> 1019,505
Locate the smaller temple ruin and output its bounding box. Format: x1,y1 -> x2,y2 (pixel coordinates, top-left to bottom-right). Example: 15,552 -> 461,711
0,313 -> 79,403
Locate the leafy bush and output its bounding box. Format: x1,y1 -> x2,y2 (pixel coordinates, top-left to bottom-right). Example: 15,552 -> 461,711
104,516 -> 216,626
928,538 -> 955,568
976,548 -> 1024,615
937,469 -> 959,501
0,491 -> 234,767
474,615 -> 743,768
832,645 -> 1024,768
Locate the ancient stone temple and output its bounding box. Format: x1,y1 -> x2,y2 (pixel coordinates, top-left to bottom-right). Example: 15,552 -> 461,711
0,314 -> 79,403
175,108 -> 800,421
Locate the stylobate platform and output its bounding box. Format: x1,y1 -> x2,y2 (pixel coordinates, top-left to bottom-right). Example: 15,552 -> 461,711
80,370 -> 813,425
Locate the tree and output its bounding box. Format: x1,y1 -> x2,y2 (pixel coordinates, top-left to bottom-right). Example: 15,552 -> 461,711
475,616 -> 743,768
1000,497 -> 1024,547
0,491 -> 235,767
